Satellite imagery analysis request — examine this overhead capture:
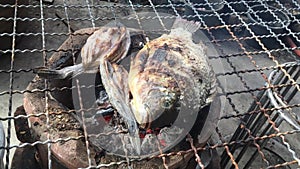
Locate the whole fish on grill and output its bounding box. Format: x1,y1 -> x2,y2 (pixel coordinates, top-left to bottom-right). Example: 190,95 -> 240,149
33,22 -> 143,79
128,18 -> 217,127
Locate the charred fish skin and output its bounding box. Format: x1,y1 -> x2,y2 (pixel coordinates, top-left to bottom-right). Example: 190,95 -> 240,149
129,18 -> 217,125
95,27 -> 141,154
81,25 -> 131,71
33,22 -> 132,79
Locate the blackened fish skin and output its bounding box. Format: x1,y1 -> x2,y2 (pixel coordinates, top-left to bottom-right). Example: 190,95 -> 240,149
128,18 -> 217,125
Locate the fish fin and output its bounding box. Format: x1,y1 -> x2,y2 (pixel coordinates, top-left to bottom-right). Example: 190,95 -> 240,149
205,70 -> 218,105
102,61 -> 141,154
172,17 -> 201,34
206,87 -> 217,105
105,61 -> 131,104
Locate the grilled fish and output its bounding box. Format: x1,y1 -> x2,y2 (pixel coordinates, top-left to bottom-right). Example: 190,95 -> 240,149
33,22 -> 141,79
35,22 -> 142,154
128,18 -> 217,126
33,18 -> 216,155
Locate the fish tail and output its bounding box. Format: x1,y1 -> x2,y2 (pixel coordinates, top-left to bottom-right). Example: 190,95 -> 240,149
70,64 -> 85,78
33,64 -> 83,79
172,17 -> 201,34
33,67 -> 66,79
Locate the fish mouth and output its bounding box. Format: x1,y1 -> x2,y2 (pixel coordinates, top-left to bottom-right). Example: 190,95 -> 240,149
133,103 -> 153,125
136,103 -> 165,126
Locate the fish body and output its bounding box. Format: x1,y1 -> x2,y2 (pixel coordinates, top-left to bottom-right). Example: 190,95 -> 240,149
128,18 -> 217,125
33,23 -> 140,79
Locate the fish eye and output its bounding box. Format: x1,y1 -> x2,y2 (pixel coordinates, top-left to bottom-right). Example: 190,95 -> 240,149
160,96 -> 173,109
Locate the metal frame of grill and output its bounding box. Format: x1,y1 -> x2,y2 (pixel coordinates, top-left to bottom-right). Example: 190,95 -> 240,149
0,0 -> 299,168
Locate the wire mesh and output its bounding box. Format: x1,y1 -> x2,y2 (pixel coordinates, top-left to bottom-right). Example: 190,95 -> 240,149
0,0 -> 299,168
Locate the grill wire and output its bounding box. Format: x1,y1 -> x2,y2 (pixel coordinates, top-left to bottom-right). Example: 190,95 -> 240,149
0,0 -> 300,168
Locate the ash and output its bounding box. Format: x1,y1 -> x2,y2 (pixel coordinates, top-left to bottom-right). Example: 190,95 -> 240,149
88,117 -> 184,157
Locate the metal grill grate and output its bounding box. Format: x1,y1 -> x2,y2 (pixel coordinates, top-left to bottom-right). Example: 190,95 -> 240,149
0,0 -> 299,168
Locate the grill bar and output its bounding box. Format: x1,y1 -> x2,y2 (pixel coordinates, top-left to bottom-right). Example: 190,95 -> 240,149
38,0 -> 53,168
76,79 -> 94,168
187,134 -> 205,168
5,1 -> 18,168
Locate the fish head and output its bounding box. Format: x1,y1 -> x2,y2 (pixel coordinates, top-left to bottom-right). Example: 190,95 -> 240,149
131,82 -> 179,125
